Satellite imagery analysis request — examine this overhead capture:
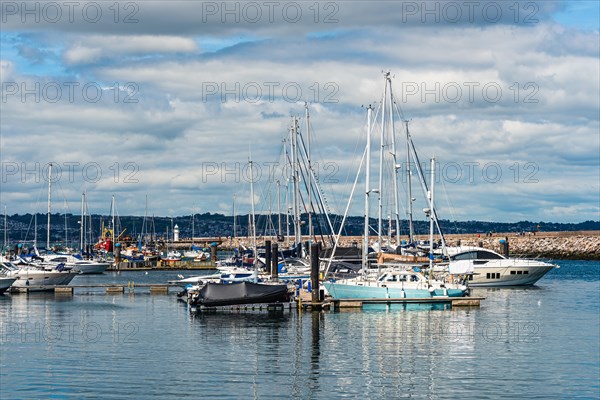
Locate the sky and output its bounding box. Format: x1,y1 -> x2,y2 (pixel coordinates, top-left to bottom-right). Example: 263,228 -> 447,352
0,0 -> 598,224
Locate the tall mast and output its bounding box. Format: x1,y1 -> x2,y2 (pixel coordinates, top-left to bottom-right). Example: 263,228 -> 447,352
47,163 -> 52,249
64,199 -> 68,249
406,120 -> 415,242
233,194 -> 237,240
80,192 -> 85,253
377,77 -> 387,252
249,153 -> 257,272
305,103 -> 313,250
388,76 -> 401,245
363,105 -> 373,274
292,118 -> 301,250
34,213 -> 37,248
111,195 -> 115,253
142,194 -> 148,243
277,180 -> 282,238
4,206 -> 7,253
285,183 -> 290,247
428,157 -> 435,271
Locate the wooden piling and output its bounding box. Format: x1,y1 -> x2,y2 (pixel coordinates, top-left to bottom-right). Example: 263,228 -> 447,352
271,243 -> 278,281
310,243 -> 319,305
265,240 -> 272,274
211,243 -> 217,261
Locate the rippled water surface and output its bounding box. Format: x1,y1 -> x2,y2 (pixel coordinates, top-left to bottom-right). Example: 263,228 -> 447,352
1,260 -> 598,399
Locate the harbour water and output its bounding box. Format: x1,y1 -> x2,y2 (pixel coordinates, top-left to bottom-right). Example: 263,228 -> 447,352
1,260 -> 598,399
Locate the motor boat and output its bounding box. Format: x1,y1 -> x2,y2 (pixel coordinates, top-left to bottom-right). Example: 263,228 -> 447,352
0,261 -> 79,291
447,246 -> 558,286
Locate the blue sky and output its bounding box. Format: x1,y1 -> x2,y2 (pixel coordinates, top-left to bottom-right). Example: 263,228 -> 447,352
1,1 -> 598,225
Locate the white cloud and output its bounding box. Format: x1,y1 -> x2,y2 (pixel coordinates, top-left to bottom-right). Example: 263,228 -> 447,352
0,3 -> 598,223
63,35 -> 198,65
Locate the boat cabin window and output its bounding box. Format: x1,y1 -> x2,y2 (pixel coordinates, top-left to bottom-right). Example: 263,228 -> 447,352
476,251 -> 504,260
451,251 -> 477,261
451,250 -> 504,261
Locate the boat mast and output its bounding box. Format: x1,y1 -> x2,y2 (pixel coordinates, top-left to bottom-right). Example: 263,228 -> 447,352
83,193 -> 87,256
80,192 -> 85,254
363,105 -> 373,275
388,75 -> 401,245
249,152 -> 257,273
377,77 -> 387,252
277,180 -> 282,238
405,120 -> 415,242
428,157 -> 435,271
64,199 -> 68,249
233,194 -> 237,240
292,118 -> 302,252
4,206 -> 7,253
142,194 -> 148,244
111,195 -> 115,254
305,103 -> 313,250
47,162 -> 52,250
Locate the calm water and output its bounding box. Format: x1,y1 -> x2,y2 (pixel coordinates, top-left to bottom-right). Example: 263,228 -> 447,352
1,260 -> 598,399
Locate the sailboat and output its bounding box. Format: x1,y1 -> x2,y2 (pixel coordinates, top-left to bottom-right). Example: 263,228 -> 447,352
6,164 -> 79,290
323,73 -> 468,300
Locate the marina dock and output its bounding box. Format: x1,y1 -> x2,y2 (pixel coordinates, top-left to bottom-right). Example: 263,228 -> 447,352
330,297 -> 484,309
9,283 -> 178,294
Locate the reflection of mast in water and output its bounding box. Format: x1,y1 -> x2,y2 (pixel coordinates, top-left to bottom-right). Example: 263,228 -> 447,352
309,312 -> 321,393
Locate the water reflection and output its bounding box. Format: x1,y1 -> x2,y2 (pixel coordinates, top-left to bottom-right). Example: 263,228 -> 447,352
1,261 -> 597,399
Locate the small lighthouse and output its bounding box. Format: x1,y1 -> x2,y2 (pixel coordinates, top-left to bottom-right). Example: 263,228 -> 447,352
173,224 -> 179,242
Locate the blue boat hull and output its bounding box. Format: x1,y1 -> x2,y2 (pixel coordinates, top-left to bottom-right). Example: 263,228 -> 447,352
323,282 -> 465,299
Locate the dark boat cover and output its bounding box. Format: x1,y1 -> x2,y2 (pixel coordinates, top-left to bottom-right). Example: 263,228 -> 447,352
192,282 -> 289,307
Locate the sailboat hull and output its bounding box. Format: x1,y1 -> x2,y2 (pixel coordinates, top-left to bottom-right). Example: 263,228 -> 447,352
323,282 -> 465,299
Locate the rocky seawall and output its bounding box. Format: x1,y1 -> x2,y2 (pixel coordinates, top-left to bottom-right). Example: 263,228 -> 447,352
213,231 -> 599,261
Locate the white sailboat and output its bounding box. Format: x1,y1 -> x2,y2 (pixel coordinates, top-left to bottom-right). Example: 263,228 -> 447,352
323,73 -> 468,299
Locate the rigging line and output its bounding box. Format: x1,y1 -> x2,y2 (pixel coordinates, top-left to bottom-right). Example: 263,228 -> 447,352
296,131 -> 336,244
325,144 -> 368,274
440,175 -> 460,235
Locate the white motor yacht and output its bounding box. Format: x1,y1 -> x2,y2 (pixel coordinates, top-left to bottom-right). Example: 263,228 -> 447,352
447,246 -> 558,286
44,254 -> 110,274
0,261 -> 79,291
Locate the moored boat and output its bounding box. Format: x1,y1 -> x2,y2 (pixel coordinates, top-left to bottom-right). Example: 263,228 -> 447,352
447,246 -> 558,286
323,269 -> 467,299
1,261 -> 79,291
188,281 -> 290,307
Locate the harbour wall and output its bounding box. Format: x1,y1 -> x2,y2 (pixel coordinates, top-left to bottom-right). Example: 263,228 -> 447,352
218,231 -> 599,261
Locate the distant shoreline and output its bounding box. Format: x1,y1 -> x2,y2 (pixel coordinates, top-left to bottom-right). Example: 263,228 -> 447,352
213,231 -> 600,261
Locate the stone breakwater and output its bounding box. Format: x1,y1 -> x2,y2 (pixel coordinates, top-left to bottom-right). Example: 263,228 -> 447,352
219,231 -> 599,261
